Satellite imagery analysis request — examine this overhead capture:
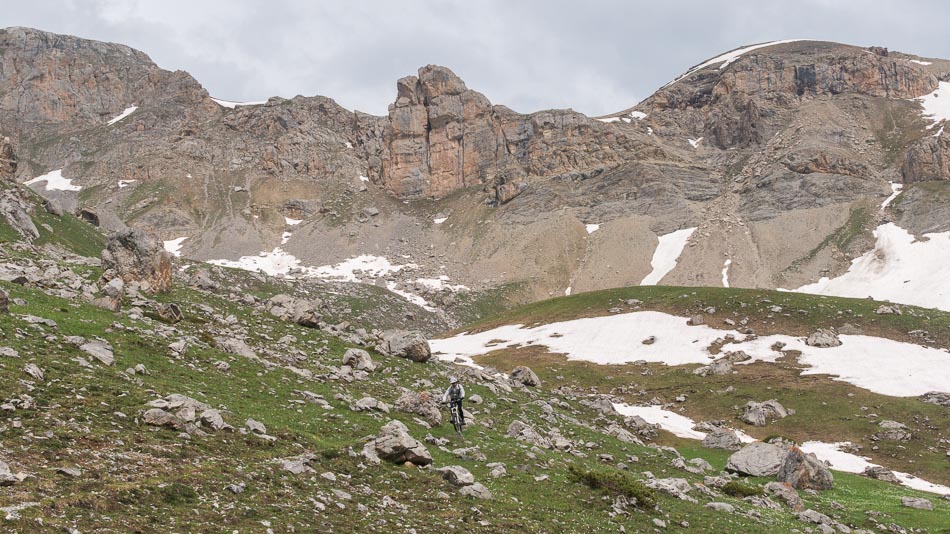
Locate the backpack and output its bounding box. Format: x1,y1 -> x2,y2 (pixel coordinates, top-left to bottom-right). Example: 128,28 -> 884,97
449,383 -> 462,401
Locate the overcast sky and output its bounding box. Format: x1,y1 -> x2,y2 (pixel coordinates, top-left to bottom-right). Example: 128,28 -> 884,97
7,1 -> 950,116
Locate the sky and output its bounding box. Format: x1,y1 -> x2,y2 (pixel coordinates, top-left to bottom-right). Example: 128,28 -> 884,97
6,1 -> 950,116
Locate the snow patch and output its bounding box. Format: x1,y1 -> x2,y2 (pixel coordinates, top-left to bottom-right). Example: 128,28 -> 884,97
792,223 -> 950,312
118,179 -> 137,189
359,175 -> 369,182
211,98 -> 267,109
909,59 -> 933,66
629,111 -> 647,120
163,237 -> 188,257
431,310 -> 950,397
934,125 -> 944,138
800,442 -> 950,496
433,217 -> 448,225
721,259 -> 732,288
914,80 -> 950,129
613,404 -> 755,442
585,224 -> 600,234
564,287 -> 572,296
641,228 -> 696,285
880,182 -> 903,209
414,276 -> 469,292
107,105 -> 138,126
23,169 -> 81,192
386,282 -> 433,311
284,217 -> 303,226
688,137 -> 703,148
665,40 -> 810,87
280,232 -> 292,245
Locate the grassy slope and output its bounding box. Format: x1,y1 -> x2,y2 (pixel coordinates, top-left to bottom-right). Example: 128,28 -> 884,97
2,270 -> 948,532
466,286 -> 950,485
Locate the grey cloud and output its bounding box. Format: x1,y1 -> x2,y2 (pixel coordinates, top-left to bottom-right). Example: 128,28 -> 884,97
5,0 -> 950,116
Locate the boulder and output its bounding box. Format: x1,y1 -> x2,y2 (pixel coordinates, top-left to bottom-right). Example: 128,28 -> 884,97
701,428 -> 742,450
920,391 -> 950,408
80,340 -> 115,365
506,420 -> 552,449
764,481 -> 804,511
510,365 -> 541,387
142,408 -> 183,429
687,314 -> 705,326
394,390 -> 441,426
342,348 -> 375,372
43,198 -> 64,217
459,482 -> 493,499
725,442 -> 789,477
705,502 -> 735,513
245,419 -> 267,434
874,420 -> 912,441
155,302 -> 183,324
0,461 -> 19,486
875,304 -> 901,315
352,397 -> 390,413
805,329 -> 841,348
199,409 -> 233,431
901,496 -> 933,510
694,358 -> 733,377
380,330 -> 431,362
364,420 -> 432,466
777,448 -> 833,490
740,399 -> 792,426
101,230 -> 172,293
862,466 -> 900,484
436,465 -> 475,487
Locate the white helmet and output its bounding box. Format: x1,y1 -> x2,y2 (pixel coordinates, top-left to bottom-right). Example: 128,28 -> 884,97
450,375 -> 459,384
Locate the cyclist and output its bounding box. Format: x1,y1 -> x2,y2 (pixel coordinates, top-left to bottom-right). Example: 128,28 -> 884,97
441,375 -> 466,426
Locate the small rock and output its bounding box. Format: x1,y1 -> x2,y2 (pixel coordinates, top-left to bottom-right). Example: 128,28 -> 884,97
901,496 -> 933,510
436,466 -> 475,487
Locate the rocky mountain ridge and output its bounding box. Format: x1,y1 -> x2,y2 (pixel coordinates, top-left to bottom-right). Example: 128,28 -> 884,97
3,28 -> 950,316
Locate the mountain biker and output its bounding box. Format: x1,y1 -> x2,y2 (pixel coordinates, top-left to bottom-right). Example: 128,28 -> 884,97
441,375 -> 465,426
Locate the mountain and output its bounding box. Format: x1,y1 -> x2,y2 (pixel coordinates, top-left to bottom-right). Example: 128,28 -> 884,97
3,28 -> 950,319
1,28 -> 950,533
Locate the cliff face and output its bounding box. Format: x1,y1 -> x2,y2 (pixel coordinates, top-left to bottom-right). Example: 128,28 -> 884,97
373,65 -> 636,202
3,30 -> 950,305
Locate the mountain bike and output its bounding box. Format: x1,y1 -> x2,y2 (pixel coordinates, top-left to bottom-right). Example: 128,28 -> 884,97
444,401 -> 464,438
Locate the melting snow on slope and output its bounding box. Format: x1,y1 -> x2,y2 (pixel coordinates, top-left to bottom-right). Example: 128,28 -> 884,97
597,111 -> 647,124
386,282 -> 433,310
280,232 -> 292,245
688,137 -> 703,148
430,310 -> 950,397
800,442 -> 950,495
359,175 -> 369,182
564,287 -> 572,296
284,217 -> 303,226
909,59 -> 933,66
914,81 -> 950,129
23,170 -> 81,192
433,217 -> 448,225
613,404 -> 754,442
163,237 -> 188,258
792,223 -> 950,312
107,105 -> 137,126
415,276 -> 469,292
585,224 -> 600,234
211,98 -> 268,109
118,179 -> 137,189
721,259 -> 732,288
665,39 -> 809,87
880,182 -> 903,209
641,228 -> 696,285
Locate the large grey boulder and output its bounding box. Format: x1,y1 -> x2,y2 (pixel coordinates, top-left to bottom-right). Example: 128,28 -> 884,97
702,428 -> 742,450
920,391 -> 950,408
379,331 -> 431,362
459,482 -> 493,500
901,496 -> 933,510
80,340 -> 115,366
874,420 -> 912,441
394,390 -> 442,426
0,191 -> 39,241
740,399 -> 792,426
510,365 -> 541,387
694,358 -> 733,377
863,466 -> 900,484
777,448 -> 833,490
101,230 -> 172,294
805,329 -> 841,348
436,465 -> 475,487
725,442 -> 789,477
363,420 -> 432,466
342,348 -> 375,372
506,420 -> 552,449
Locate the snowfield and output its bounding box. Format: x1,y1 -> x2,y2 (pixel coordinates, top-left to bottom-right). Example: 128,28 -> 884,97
24,169 -> 81,192
613,404 -> 755,442
665,39 -> 810,87
211,98 -> 268,108
430,310 -> 950,397
914,81 -> 950,129
641,228 -> 696,285
792,223 -> 950,312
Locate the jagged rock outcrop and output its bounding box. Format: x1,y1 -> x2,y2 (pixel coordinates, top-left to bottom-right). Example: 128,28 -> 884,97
374,65 -> 632,200
101,229 -> 172,293
776,448 -> 834,490
0,136 -> 15,178
901,133 -> 950,183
